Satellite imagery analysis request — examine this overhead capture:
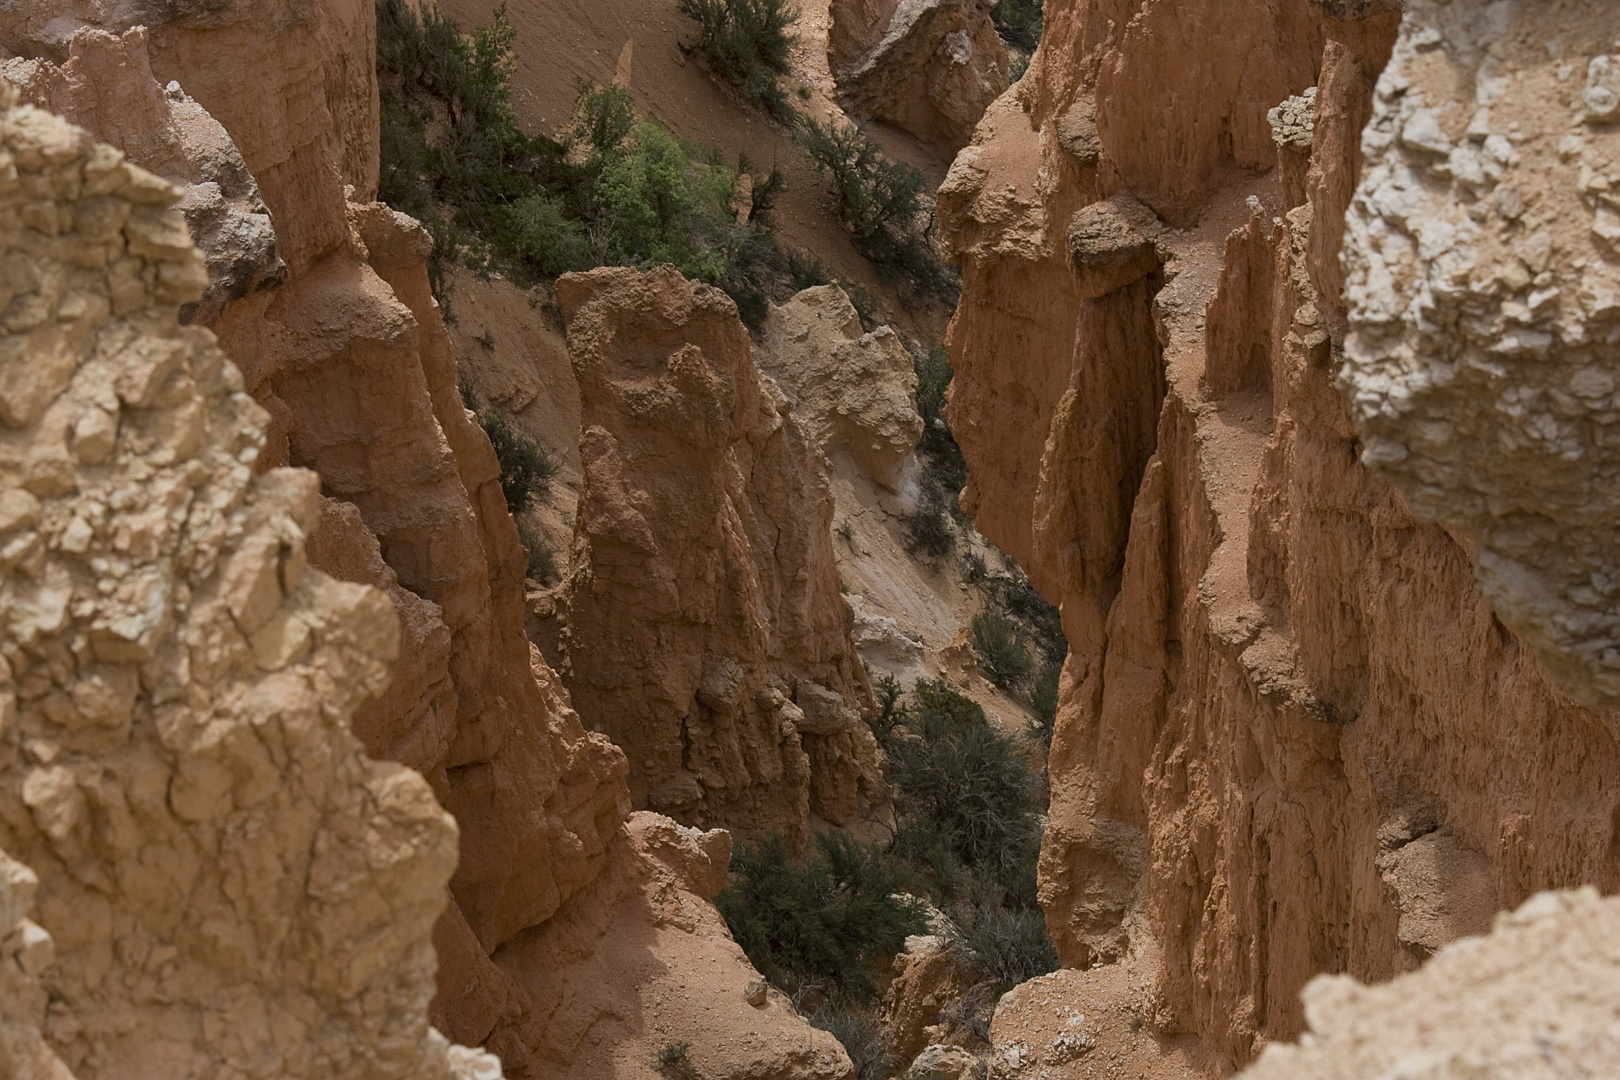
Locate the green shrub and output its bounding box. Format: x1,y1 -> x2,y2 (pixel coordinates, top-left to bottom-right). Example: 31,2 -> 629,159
796,117 -> 958,304
678,0 -> 799,122
715,832 -> 927,1001
992,574 -> 1067,666
1028,664 -> 1060,744
809,1003 -> 896,1080
656,1041 -> 696,1080
378,4 -> 786,322
476,408 -> 560,512
992,0 -> 1044,52
946,903 -> 1058,986
889,680 -> 1042,889
905,496 -> 955,557
517,521 -> 560,583
971,612 -> 1031,690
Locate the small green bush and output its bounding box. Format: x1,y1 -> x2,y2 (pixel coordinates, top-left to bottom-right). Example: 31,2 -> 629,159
797,117 -> 958,304
517,521 -> 560,584
809,1003 -> 896,1080
656,1041 -> 696,1080
1028,664 -> 1060,744
992,0 -> 1044,52
971,612 -> 1032,690
905,496 -> 955,557
678,0 -> 799,122
476,408 -> 560,513
889,680 -> 1042,889
715,832 -> 927,1001
946,903 -> 1058,986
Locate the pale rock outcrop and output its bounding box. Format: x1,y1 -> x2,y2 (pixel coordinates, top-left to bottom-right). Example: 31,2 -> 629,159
1239,888 -> 1620,1080
0,91 -> 460,1079
758,284 -> 923,493
557,266 -> 887,837
942,0 -> 1620,1070
2,26 -> 285,325
1340,0 -> 1620,715
828,0 -> 1008,156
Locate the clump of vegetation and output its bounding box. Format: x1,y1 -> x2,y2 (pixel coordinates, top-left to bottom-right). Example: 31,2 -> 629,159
378,1 -> 786,325
993,0 -> 1044,53
458,376 -> 560,513
971,611 -> 1032,690
809,1002 -> 897,1080
678,0 -> 799,122
797,117 -> 958,305
715,832 -> 927,1002
480,408 -> 561,512
656,1041 -> 696,1080
905,343 -> 972,556
946,903 -> 1058,986
1028,664 -> 1060,744
517,521 -> 560,584
888,680 -> 1044,904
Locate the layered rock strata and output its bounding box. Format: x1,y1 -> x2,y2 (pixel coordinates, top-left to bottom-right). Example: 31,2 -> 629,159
827,0 -> 1008,155
942,0 -> 1620,1069
557,266 -> 887,836
0,90 -> 460,1079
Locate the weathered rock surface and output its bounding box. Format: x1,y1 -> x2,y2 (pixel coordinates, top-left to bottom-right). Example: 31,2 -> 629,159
1239,888 -> 1620,1080
828,0 -> 1008,155
759,284 -> 923,493
557,266 -> 887,837
0,91 -> 460,1079
1340,0 -> 1620,715
3,26 -> 285,325
0,850 -> 74,1079
942,0 -> 1620,1070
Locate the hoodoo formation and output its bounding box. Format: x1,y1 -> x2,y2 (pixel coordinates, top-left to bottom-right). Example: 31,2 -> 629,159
2,0 -> 1620,1078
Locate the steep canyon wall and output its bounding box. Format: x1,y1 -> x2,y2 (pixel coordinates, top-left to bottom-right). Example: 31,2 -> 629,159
944,0 -> 1620,1068
1,7 -> 864,1079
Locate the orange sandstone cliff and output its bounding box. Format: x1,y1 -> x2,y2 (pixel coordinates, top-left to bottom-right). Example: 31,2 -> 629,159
942,0 -> 1620,1069
0,8 -> 862,1079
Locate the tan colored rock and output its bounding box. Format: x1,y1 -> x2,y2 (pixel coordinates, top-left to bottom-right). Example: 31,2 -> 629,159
1239,888 -> 1620,1080
759,284 -> 923,493
0,850 -> 75,1079
0,92 -> 460,1079
484,813 -> 856,1080
2,26 -> 285,325
557,266 -> 887,837
943,0 -> 1620,1071
1340,0 -> 1620,715
828,0 -> 1008,156
883,935 -> 968,1067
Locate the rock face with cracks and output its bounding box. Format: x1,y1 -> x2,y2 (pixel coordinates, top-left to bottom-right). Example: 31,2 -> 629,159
0,89 -> 462,1079
758,284 -> 923,493
557,266 -> 888,839
1340,0 -> 1620,715
942,0 -> 1620,1069
828,0 -> 1009,156
2,11 -> 864,1079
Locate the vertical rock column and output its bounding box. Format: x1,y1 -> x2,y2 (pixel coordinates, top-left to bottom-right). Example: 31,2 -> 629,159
0,93 -> 460,1079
